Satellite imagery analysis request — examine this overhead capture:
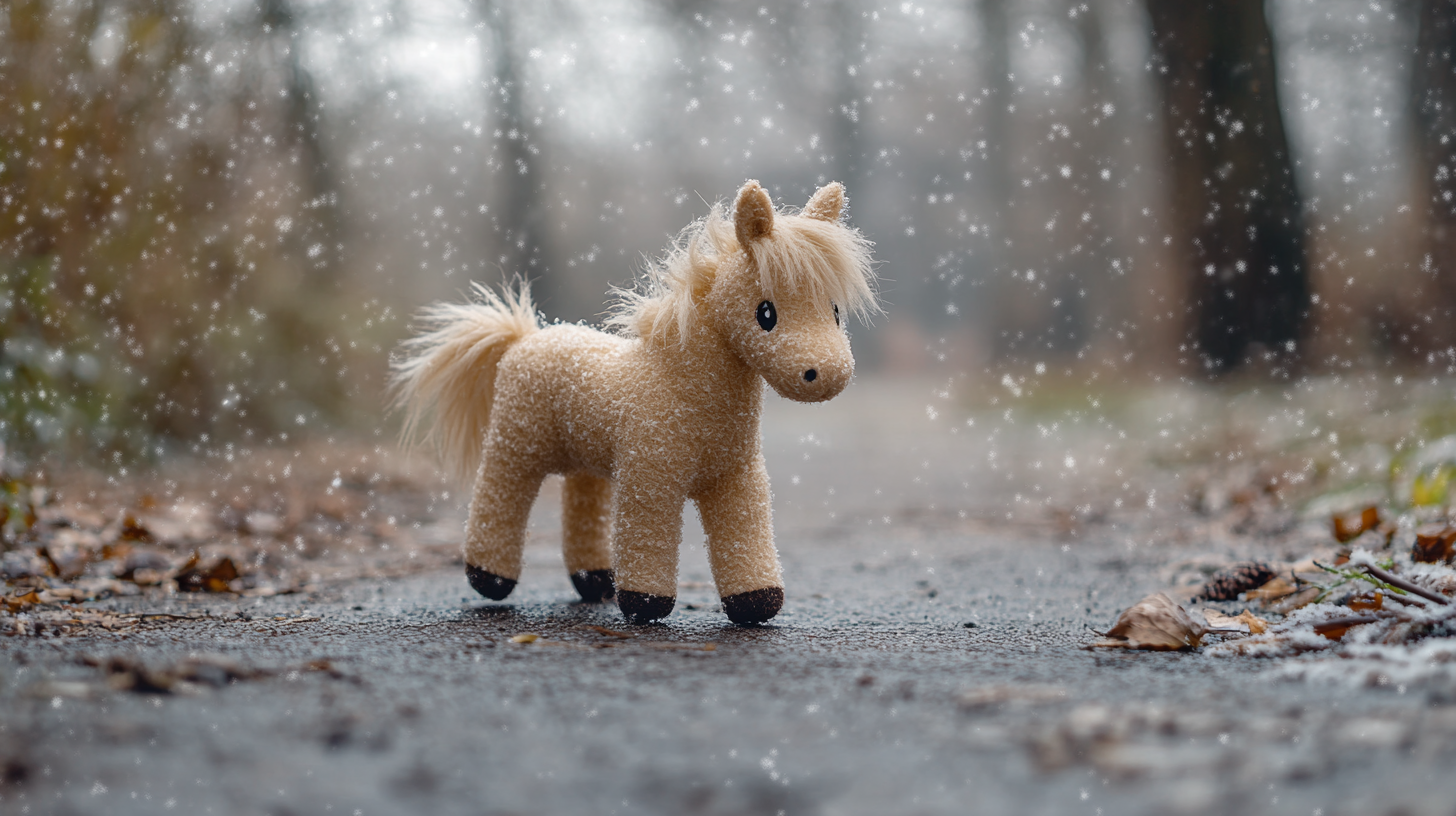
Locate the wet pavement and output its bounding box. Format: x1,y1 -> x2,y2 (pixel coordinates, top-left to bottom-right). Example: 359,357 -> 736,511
2,379 -> 1455,816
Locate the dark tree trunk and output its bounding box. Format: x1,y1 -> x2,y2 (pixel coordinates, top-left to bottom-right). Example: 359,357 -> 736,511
1145,0 -> 1309,374
829,0 -> 868,197
1070,0 -> 1119,323
1412,0 -> 1456,345
479,0 -> 550,301
260,0 -> 341,281
977,0 -> 1019,356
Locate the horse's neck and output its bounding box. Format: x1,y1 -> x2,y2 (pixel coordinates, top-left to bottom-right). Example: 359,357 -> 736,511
648,324 -> 760,413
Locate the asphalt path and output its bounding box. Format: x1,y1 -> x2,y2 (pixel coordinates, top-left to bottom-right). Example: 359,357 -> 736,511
2,379 -> 1454,816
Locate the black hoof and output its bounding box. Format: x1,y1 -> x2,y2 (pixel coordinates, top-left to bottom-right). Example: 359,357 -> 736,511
466,565 -> 516,600
618,590 -> 674,623
722,586 -> 784,625
570,569 -> 616,603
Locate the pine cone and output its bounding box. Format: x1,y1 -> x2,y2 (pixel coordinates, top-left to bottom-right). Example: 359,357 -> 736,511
1200,562 -> 1278,601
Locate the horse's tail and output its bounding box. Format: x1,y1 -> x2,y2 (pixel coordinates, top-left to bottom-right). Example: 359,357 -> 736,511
390,281 -> 540,483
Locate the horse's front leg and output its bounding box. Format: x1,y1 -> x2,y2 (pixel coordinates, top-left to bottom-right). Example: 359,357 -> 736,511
697,459 -> 784,625
611,473 -> 685,624
463,439 -> 546,601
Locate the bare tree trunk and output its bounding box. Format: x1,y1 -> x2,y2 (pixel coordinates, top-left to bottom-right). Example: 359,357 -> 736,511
1066,0 -> 1120,351
977,0 -> 1020,358
829,0 -> 868,197
1145,0 -> 1309,375
260,0 -> 341,281
479,0 -> 550,302
1412,0 -> 1456,349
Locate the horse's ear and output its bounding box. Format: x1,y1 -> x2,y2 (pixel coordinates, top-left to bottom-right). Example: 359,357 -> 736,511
734,180 -> 775,249
803,182 -> 845,222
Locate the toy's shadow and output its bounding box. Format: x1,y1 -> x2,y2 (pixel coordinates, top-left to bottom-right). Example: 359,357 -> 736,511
459,595 -> 787,645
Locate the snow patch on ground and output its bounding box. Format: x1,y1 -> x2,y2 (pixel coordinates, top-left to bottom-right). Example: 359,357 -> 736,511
1274,638 -> 1456,690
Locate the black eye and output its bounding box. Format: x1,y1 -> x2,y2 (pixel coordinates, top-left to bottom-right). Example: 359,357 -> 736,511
756,301 -> 776,332
833,304 -> 840,326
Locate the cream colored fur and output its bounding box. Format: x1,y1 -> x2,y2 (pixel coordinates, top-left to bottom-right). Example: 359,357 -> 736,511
393,180 -> 878,624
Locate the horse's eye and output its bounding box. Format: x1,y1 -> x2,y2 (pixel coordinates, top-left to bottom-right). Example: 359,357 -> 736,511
833,304 -> 840,327
756,301 -> 776,332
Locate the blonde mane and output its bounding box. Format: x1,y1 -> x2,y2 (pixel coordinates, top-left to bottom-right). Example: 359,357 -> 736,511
608,200 -> 878,345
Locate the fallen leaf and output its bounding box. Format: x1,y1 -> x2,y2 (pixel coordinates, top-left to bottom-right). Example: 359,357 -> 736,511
119,514 -> 154,543
510,633 -> 539,644
1412,465 -> 1455,507
1,589 -> 41,613
1090,593 -> 1208,651
1348,592 -> 1384,612
1245,575 -> 1302,604
1413,525 -> 1456,564
176,556 -> 241,593
38,545 -> 90,581
1333,506 -> 1380,543
1313,615 -> 1381,641
1201,608 -> 1269,635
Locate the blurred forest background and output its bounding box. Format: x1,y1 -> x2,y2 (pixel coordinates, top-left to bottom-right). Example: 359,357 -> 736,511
0,0 -> 1451,466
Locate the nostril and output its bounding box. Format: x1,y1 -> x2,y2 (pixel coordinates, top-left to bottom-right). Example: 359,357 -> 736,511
804,369 -> 818,382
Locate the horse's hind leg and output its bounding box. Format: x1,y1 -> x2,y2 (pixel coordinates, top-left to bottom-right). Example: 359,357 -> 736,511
562,472 -> 615,602
463,445 -> 546,601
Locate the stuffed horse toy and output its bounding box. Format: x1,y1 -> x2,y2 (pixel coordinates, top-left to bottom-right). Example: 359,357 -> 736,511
392,180 -> 877,624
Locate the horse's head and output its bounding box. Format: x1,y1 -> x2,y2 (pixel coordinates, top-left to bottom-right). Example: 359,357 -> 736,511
708,180 -> 876,403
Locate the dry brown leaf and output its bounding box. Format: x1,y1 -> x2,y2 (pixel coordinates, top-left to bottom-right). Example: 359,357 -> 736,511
1413,525 -> 1456,564
119,514 -> 154,543
1201,608 -> 1269,635
1245,575 -> 1300,603
2,589 -> 42,613
1090,593 -> 1208,651
1348,591 -> 1385,612
1333,506 -> 1380,543
176,556 -> 241,593
1313,615 -> 1381,641
39,545 -> 90,581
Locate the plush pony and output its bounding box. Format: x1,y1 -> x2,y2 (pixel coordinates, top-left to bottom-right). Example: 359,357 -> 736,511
392,180 -> 877,624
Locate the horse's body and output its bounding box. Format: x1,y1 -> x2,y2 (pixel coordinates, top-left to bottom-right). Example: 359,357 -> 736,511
393,180 -> 876,624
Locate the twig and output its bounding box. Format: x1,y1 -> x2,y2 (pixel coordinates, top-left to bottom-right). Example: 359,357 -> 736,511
1379,589 -> 1428,608
1312,615 -> 1382,635
1361,564 -> 1450,606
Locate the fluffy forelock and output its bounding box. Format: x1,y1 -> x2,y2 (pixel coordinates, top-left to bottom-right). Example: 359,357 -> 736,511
607,200 -> 878,345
